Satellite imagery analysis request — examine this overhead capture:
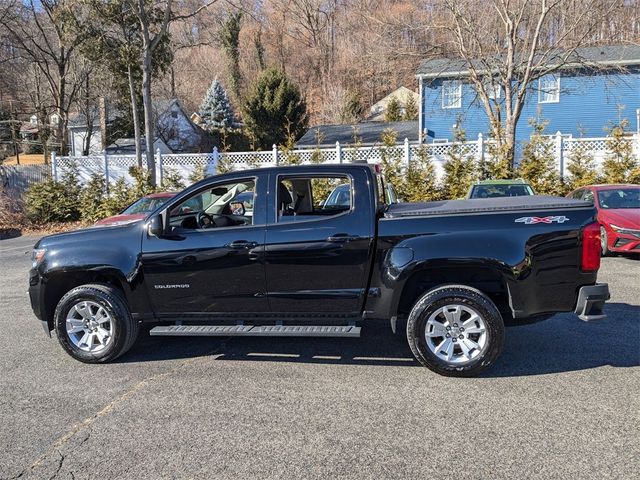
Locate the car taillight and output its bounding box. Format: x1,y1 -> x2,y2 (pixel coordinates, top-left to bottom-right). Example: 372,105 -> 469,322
581,222 -> 601,272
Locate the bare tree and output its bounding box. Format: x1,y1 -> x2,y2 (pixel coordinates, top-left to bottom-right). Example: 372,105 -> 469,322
439,0 -> 623,167
126,0 -> 217,184
0,0 -> 88,156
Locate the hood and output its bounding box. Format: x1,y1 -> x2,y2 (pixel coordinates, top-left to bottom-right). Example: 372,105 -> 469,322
94,213 -> 146,226
35,220 -> 144,250
599,209 -> 640,228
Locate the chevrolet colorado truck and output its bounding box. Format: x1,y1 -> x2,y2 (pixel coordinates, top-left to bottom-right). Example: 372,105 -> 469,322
28,164 -> 609,376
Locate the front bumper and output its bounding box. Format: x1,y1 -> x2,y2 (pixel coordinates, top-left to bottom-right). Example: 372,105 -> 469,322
574,283 -> 610,321
609,232 -> 640,253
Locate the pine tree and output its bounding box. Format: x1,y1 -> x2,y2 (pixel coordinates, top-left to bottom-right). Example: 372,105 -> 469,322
566,143 -> 599,189
379,129 -> 404,190
160,167 -> 186,191
518,119 -> 562,195
199,79 -> 235,129
403,93 -> 418,121
603,120 -> 639,184
442,127 -> 477,199
243,68 -> 308,150
404,145 -> 440,202
385,96 -> 402,122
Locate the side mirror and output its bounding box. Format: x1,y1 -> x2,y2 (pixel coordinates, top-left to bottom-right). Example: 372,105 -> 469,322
230,202 -> 246,216
147,214 -> 164,237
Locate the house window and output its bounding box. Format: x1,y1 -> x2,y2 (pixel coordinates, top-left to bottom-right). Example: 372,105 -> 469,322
486,82 -> 501,100
442,80 -> 462,109
538,75 -> 560,103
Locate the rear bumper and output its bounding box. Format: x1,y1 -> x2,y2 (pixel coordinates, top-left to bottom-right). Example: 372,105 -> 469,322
574,283 -> 610,321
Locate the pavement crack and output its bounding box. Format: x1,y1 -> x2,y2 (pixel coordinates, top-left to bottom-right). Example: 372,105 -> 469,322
47,451 -> 64,480
11,345 -> 226,479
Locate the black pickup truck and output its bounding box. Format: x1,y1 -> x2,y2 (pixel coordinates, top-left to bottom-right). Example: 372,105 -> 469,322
28,164 -> 609,376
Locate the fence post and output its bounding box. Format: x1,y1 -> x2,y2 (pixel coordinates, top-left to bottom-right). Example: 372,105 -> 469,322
336,141 -> 342,164
51,152 -> 58,181
476,133 -> 484,164
272,144 -> 278,166
403,138 -> 411,168
155,148 -> 163,185
555,131 -> 564,179
103,150 -> 110,193
205,147 -> 219,177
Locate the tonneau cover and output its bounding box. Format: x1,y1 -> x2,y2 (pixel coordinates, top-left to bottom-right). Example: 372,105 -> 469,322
385,195 -> 593,218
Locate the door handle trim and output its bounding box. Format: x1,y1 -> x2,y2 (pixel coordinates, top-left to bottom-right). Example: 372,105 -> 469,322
326,234 -> 360,243
227,240 -> 258,249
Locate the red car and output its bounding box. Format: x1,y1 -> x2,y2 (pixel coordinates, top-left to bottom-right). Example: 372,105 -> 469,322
567,184 -> 640,255
95,192 -> 177,226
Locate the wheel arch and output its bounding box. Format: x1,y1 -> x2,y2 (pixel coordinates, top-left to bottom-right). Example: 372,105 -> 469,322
394,260 -> 514,322
42,269 -> 128,331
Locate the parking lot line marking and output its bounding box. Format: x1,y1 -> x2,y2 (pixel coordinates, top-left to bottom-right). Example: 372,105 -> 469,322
246,352 -> 301,358
352,357 -> 415,362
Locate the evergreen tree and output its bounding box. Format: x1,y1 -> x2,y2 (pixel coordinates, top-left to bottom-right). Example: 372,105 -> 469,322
566,143 -> 599,189
379,129 -> 404,191
243,68 -> 308,150
403,94 -> 418,121
442,127 -> 477,199
385,96 -> 402,122
603,120 -> 639,184
199,79 -> 235,129
160,167 -> 186,191
518,119 -> 562,195
404,145 -> 440,202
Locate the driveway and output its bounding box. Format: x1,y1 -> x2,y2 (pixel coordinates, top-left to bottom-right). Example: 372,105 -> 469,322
0,235 -> 638,479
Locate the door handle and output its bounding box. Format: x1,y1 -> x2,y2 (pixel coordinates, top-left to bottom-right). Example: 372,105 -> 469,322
326,234 -> 360,243
227,240 -> 258,249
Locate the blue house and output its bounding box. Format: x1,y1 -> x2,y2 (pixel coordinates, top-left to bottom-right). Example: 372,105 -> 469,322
416,45 -> 640,144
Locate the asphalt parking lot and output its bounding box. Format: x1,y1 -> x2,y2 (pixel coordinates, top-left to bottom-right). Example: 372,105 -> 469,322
0,235 -> 638,479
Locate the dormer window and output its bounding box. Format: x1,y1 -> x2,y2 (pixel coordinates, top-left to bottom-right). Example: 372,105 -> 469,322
30,115 -> 38,125
49,113 -> 60,126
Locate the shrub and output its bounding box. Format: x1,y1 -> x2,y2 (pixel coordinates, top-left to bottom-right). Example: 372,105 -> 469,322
128,166 -> 155,199
384,96 -> 402,122
24,167 -> 80,223
160,167 -> 186,191
103,177 -> 133,216
79,173 -> 109,222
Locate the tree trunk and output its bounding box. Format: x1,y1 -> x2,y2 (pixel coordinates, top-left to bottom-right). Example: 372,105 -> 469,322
141,51 -> 155,184
128,65 -> 143,168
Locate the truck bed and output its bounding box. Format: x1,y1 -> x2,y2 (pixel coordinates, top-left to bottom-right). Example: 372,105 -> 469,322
385,196 -> 593,218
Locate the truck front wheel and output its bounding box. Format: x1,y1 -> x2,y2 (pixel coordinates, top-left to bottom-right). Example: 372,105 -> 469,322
406,285 -> 505,377
54,283 -> 140,363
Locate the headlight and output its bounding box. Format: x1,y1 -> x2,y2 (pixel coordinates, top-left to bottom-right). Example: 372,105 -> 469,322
32,248 -> 46,267
609,224 -> 640,235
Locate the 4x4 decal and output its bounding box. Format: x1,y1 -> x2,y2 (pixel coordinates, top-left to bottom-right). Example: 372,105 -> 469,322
515,216 -> 570,225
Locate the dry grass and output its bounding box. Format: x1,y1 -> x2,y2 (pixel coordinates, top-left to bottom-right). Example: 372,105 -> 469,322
2,154 -> 48,165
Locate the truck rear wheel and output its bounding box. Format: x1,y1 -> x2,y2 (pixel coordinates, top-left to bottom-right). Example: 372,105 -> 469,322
406,285 -> 504,377
54,283 -> 139,363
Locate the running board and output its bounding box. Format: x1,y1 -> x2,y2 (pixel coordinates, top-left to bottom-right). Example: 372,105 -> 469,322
149,324 -> 361,338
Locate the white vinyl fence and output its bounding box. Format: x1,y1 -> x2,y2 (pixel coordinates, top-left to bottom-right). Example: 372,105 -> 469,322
41,131 -> 640,189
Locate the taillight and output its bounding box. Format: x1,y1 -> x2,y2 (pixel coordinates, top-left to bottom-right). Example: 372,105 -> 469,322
581,222 -> 601,272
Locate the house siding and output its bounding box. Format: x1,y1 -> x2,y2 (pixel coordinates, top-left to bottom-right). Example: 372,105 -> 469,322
421,67 -> 640,143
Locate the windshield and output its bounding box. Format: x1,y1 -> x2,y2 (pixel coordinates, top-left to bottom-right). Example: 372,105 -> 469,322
122,196 -> 173,215
597,188 -> 640,209
470,184 -> 534,198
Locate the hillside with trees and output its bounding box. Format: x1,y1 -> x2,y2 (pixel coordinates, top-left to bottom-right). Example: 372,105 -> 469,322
1,0 -> 639,162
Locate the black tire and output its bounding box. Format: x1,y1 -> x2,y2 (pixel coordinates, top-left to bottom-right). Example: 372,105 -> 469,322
406,285 -> 505,377
600,226 -> 611,257
54,283 -> 139,363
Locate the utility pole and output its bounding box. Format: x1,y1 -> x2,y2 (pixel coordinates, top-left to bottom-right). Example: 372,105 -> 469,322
10,101 -> 20,165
